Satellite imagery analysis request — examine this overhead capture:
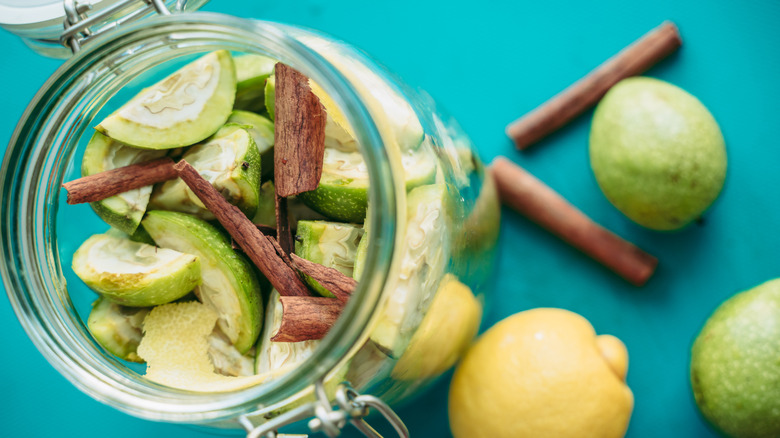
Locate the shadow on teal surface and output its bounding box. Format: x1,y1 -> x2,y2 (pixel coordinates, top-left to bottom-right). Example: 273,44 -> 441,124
3,0 -> 780,437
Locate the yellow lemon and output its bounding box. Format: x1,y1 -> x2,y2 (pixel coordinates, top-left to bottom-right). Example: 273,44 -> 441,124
449,308 -> 633,438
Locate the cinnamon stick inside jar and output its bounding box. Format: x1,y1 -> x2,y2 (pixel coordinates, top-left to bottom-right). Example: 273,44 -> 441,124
506,21 -> 681,150
63,157 -> 177,204
273,62 -> 326,197
173,160 -> 311,297
271,296 -> 344,342
491,157 -> 657,286
290,253 -> 356,302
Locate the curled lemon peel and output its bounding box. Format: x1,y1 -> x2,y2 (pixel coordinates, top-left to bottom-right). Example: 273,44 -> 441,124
138,301 -> 279,392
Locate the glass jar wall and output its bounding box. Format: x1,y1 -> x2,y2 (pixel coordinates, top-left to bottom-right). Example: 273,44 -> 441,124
0,12 -> 498,434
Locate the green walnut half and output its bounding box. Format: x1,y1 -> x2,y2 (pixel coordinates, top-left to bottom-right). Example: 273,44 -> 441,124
72,233 -> 201,307
97,50 -> 236,149
142,211 -> 263,353
81,132 -> 166,234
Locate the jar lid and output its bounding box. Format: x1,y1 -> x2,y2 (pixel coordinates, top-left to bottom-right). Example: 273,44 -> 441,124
0,0 -> 208,58
0,0 -> 102,26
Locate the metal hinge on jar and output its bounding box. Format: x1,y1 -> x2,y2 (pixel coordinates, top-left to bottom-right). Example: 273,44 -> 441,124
61,0 -> 172,53
239,380 -> 409,438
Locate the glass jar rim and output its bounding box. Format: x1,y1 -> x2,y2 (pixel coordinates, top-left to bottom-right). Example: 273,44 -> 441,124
0,12 -> 398,424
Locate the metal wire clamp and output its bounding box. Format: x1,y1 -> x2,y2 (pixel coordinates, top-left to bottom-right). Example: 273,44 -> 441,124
61,0 -> 172,53
240,380 -> 409,438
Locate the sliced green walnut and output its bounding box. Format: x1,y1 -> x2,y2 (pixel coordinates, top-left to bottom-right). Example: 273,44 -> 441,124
150,125 -> 261,220
72,233 -> 201,307
209,330 -> 256,377
299,146 -> 437,223
264,71 -> 276,120
233,54 -> 276,113
425,126 -> 477,189
255,290 -> 319,374
105,226 -> 156,246
252,180 -> 277,226
226,110 -> 274,179
142,211 -> 263,353
288,197 -> 330,223
88,296 -> 150,363
352,211 -> 370,282
82,132 -> 167,234
295,220 -> 364,297
344,339 -> 393,391
371,184 -> 453,356
96,50 -> 236,149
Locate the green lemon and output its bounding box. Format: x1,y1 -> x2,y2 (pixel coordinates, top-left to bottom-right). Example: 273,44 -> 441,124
589,77 -> 727,231
691,278 -> 780,438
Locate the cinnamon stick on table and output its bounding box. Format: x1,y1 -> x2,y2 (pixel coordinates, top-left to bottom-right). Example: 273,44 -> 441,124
507,21 -> 681,150
63,157 -> 177,204
173,159 -> 311,297
491,157 -> 657,286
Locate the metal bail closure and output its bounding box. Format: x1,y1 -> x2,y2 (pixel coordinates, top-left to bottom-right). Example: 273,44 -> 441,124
240,380 -> 409,438
61,0 -> 172,54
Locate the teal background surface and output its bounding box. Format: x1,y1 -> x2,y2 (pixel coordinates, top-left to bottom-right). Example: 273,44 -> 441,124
1,0 -> 779,436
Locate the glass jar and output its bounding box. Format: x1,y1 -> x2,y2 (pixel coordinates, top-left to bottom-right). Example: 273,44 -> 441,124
0,7 -> 499,437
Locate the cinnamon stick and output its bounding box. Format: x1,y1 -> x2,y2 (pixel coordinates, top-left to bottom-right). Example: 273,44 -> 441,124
173,160 -> 311,296
271,296 -> 344,342
507,21 -> 681,150
274,63 -> 327,197
267,236 -> 294,269
275,194 -> 294,255
231,224 -> 276,251
254,223 -> 277,237
491,157 -> 657,286
290,253 -> 356,302
63,157 -> 177,204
